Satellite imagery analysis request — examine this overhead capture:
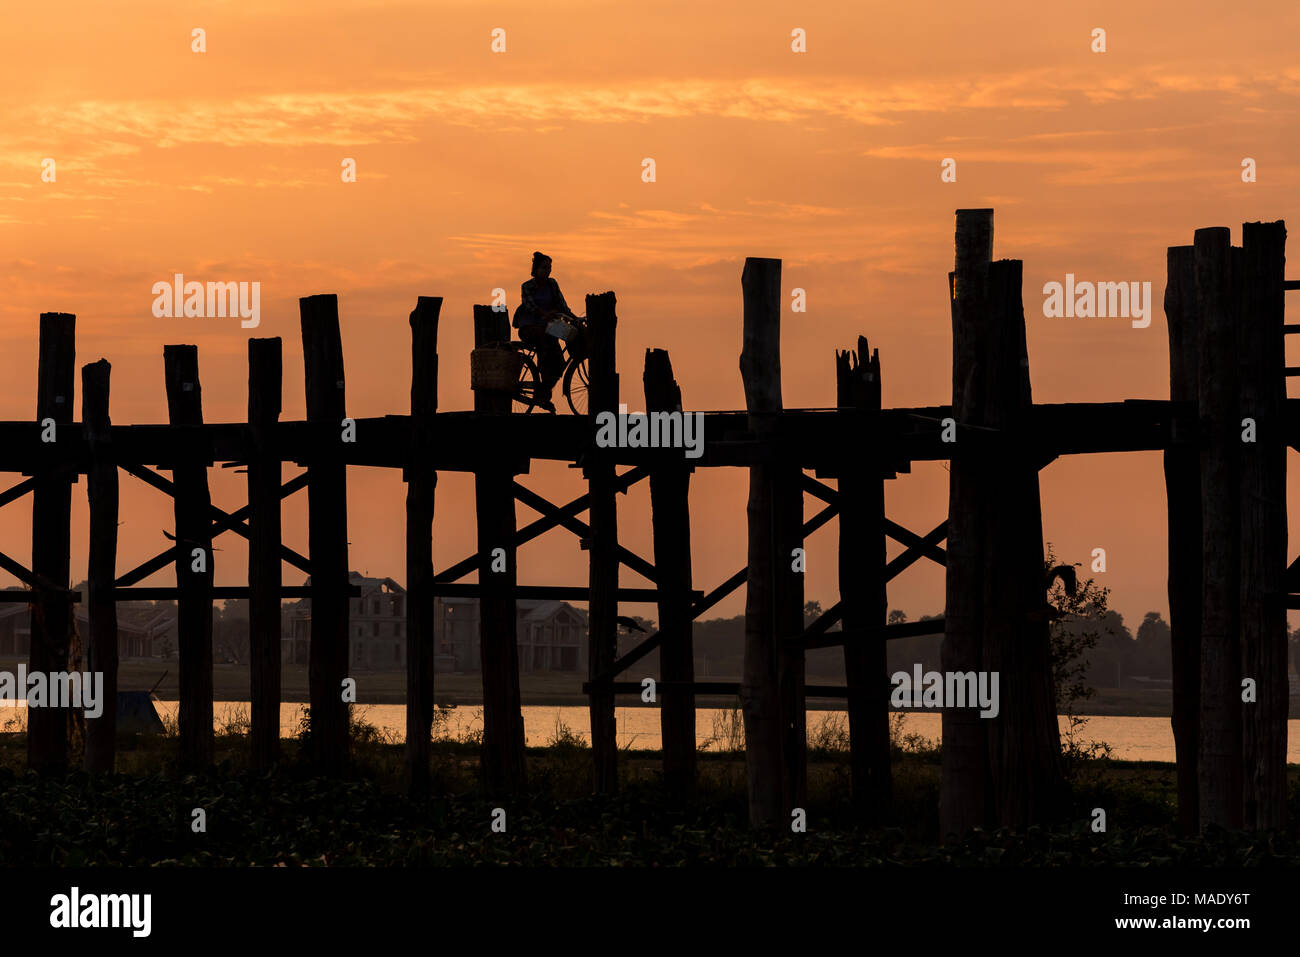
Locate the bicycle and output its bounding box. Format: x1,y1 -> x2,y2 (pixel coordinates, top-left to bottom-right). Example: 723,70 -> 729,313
503,313 -> 591,415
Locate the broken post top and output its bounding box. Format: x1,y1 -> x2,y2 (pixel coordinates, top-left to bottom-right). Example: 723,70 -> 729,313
585,292 -> 618,415
472,304 -> 508,348
952,210 -> 994,302
1164,246 -> 1197,403
835,336 -> 881,409
300,295 -> 345,420
163,344 -> 204,426
248,337 -> 283,424
37,313 -> 76,423
410,298 -> 441,421
643,348 -> 682,414
585,291 -> 617,327
740,258 -> 783,415
81,360 -> 112,435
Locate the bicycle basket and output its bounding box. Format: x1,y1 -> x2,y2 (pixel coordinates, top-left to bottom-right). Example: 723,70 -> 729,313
470,345 -> 524,392
546,318 -> 577,340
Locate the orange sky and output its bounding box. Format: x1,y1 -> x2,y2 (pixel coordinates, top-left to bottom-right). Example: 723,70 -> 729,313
1,0 -> 1299,631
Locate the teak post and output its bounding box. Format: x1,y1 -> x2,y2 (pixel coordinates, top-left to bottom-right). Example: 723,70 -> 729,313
473,304 -> 527,794
980,258 -> 1062,827
83,358 -> 117,773
1238,220 -> 1287,829
740,257 -> 807,826
643,347 -> 695,799
28,313 -> 76,774
940,209 -> 993,837
406,296 -> 441,797
247,337 -> 283,770
585,291 -> 620,795
836,337 -> 890,819
1163,244 -> 1201,835
163,344 -> 214,769
300,295 -> 351,774
1194,227 -> 1243,830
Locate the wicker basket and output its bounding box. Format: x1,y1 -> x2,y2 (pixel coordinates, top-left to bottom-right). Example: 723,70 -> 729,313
470,346 -> 523,392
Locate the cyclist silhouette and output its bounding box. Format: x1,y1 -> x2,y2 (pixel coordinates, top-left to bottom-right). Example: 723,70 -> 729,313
512,251 -> 574,412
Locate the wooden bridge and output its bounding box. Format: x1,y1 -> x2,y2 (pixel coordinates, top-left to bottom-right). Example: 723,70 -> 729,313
7,209 -> 1292,835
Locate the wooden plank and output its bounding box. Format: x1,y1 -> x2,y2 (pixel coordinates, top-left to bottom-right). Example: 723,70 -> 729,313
584,291 -> 620,795
1195,227 -> 1243,830
1238,220 -> 1288,829
799,616 -> 947,651
163,344 -> 214,769
300,294 -> 351,774
836,336 -> 890,818
644,347 -> 695,800
0,398 -> 1206,475
473,304 -> 527,794
113,585 -> 339,600
28,314 -> 76,774
82,359 -> 117,773
1163,243 -> 1201,836
405,297 -> 440,797
247,337 -> 282,770
433,584 -> 700,602
940,209 -> 993,837
591,682 -> 862,698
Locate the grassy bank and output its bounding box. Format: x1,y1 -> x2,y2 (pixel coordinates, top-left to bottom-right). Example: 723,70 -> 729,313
1,713 -> 1299,866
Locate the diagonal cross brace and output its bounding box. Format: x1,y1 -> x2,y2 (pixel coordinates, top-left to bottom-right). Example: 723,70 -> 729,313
115,465 -> 311,586
781,520 -> 946,650
0,477 -> 38,511
884,520 -> 948,578
595,500 -> 839,683
512,481 -> 659,583
434,465 -> 652,584
0,548 -> 71,593
801,474 -> 947,566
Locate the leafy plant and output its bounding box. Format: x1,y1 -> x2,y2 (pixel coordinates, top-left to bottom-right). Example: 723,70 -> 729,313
546,713 -> 588,751
1044,543 -> 1115,770
699,701 -> 745,753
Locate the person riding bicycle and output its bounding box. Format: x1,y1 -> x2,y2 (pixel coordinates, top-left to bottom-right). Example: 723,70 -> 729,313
512,251 -> 574,412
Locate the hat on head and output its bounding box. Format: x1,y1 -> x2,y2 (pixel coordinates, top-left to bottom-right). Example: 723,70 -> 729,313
532,251 -> 552,269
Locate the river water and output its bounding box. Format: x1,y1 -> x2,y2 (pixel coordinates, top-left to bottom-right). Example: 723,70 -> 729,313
121,702 -> 1299,763
5,700 -> 1294,762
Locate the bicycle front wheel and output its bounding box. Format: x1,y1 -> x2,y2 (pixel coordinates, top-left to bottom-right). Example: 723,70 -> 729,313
563,356 -> 590,416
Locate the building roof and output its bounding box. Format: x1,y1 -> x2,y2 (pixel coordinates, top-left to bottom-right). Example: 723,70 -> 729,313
296,572 -> 405,595
440,596 -> 587,623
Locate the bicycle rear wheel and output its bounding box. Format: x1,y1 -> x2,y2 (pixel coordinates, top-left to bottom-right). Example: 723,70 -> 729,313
563,356 -> 590,415
514,352 -> 542,413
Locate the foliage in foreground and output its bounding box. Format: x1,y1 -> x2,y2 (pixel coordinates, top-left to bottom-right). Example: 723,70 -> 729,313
1,731 -> 1298,867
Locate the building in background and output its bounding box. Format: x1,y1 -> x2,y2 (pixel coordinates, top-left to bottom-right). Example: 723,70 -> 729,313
0,594 -> 176,661
284,572 -> 407,669
436,597 -> 588,673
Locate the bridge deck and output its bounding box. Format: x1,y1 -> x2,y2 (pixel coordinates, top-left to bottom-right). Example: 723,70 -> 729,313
0,397 -> 1216,475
